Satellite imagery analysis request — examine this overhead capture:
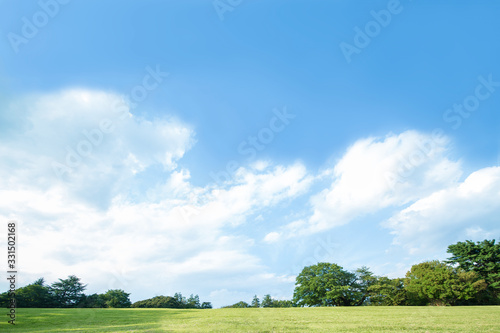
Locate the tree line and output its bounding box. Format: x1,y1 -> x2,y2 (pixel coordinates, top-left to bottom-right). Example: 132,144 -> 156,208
292,239 -> 499,306
1,239 -> 497,308
226,239 -> 500,307
223,294 -> 295,308
0,276 -> 211,309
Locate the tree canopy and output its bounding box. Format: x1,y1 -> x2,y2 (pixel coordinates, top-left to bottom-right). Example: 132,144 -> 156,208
447,239 -> 500,302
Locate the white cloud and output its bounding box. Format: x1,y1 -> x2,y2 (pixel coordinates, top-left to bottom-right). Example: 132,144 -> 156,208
0,88 -> 195,208
384,166 -> 500,255
271,130 -> 462,238
0,89 -> 315,306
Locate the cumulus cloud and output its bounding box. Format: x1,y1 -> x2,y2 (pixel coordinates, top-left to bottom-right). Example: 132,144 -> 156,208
267,130 -> 463,239
384,166 -> 500,255
0,88 -> 194,208
0,89 -> 314,305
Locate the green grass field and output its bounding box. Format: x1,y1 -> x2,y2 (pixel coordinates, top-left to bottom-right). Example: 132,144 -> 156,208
0,307 -> 499,332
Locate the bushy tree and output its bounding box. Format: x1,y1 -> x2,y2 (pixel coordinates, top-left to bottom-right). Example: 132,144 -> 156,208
132,296 -> 182,308
251,295 -> 260,308
3,278 -> 57,308
78,293 -> 107,308
367,277 -> 408,306
187,294 -> 201,309
201,302 -> 213,309
261,294 -> 273,308
405,261 -> 486,305
447,239 -> 500,303
50,275 -> 87,307
103,289 -> 131,308
293,263 -> 370,306
223,301 -> 250,308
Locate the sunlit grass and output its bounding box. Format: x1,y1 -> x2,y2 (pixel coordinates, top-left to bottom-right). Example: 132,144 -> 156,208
0,306 -> 498,332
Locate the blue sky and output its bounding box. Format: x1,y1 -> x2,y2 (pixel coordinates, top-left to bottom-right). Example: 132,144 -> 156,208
1,0 -> 499,307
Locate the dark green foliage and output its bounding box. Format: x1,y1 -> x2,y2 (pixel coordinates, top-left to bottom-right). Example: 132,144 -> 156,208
251,295 -> 260,308
50,275 -> 87,307
261,294 -> 273,308
293,263 -> 372,306
367,277 -> 408,306
132,296 -> 182,308
201,301 -> 213,309
186,294 -> 201,309
78,293 -> 107,308
223,301 -> 250,308
447,239 -> 500,303
102,289 -> 132,308
132,293 -> 209,309
405,260 -> 486,305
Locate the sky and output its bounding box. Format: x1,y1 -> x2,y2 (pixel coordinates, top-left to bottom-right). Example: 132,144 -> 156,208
0,0 -> 499,308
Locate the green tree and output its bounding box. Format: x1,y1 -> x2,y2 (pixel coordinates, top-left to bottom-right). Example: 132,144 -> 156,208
78,293 -> 106,308
50,275 -> 87,307
367,277 -> 408,306
293,263 -> 369,307
405,261 -> 486,305
201,301 -> 213,309
103,289 -> 131,308
174,292 -> 186,306
271,299 -> 295,307
224,301 -> 249,308
132,296 -> 182,308
251,295 -> 260,308
187,294 -> 201,309
261,294 -> 273,308
447,239 -> 500,303
15,279 -> 56,308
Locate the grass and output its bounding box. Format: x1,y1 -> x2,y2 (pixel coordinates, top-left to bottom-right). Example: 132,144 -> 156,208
0,306 -> 499,332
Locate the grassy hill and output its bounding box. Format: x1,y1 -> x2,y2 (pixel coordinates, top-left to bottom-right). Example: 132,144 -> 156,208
1,306 -> 499,332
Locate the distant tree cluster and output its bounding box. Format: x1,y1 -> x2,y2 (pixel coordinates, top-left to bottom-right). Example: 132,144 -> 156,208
132,292 -> 212,309
0,276 -> 212,310
293,239 -> 499,307
0,275 -> 131,308
223,294 -> 295,308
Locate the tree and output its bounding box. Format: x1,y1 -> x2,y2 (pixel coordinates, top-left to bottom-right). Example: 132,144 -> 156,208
187,294 -> 201,309
261,294 -> 273,308
132,296 -> 182,308
223,301 -> 249,308
78,293 -> 106,308
367,277 -> 408,306
14,279 -> 56,308
174,292 -> 186,306
251,295 -> 260,308
103,289 -> 131,308
447,239 -> 500,303
271,299 -> 295,308
405,261 -> 486,306
50,275 -> 87,307
293,262 -> 368,307
201,302 -> 213,309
